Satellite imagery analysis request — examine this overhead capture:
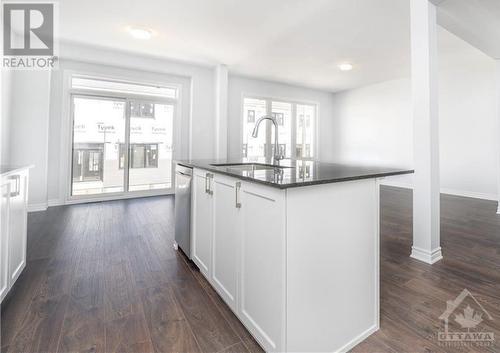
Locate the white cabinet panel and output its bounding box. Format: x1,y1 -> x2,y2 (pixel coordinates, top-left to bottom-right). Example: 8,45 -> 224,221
8,172 -> 28,284
0,168 -> 29,304
212,174 -> 240,312
286,180 -> 379,352
191,169 -> 213,278
0,180 -> 10,302
239,182 -> 286,352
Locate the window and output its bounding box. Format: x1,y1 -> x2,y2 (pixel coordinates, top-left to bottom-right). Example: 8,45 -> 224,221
243,98 -> 267,159
247,110 -> 255,123
72,143 -> 104,182
242,97 -> 316,161
272,112 -> 284,126
119,143 -> 159,169
130,102 -> 155,118
296,104 -> 315,158
71,76 -> 178,99
70,76 -> 177,197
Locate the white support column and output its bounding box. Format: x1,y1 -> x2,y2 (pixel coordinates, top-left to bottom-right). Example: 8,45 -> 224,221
214,64 -> 229,160
410,0 -> 443,264
496,60 -> 500,214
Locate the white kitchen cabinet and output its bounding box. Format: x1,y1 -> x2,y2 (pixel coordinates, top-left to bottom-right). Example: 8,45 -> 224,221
239,181 -> 286,352
0,180 -> 10,302
0,167 -> 30,304
190,169 -> 286,352
8,171 -> 29,285
191,169 -> 214,278
211,173 -> 240,312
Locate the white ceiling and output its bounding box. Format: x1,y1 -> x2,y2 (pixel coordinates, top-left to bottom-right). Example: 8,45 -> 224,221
57,0 -> 411,92
438,0 -> 500,59
56,0 -> 496,93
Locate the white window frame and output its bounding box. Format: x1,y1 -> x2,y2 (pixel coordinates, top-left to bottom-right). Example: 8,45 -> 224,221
240,94 -> 319,160
65,72 -> 182,202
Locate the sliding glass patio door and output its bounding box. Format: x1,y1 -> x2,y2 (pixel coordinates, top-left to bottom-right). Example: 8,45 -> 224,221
71,96 -> 175,197
127,100 -> 174,192
72,96 -> 127,196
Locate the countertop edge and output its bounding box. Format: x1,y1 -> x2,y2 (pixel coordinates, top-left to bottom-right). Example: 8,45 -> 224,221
278,169 -> 414,189
177,161 -> 413,189
0,165 -> 34,177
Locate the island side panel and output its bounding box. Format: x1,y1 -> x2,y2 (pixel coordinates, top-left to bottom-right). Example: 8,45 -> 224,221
239,181 -> 287,352
285,178 -> 380,352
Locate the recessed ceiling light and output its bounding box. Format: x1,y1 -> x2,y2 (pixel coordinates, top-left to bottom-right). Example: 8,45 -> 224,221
127,26 -> 154,40
338,63 -> 353,71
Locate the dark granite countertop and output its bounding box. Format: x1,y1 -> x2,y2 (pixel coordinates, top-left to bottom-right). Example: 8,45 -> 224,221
176,158 -> 413,189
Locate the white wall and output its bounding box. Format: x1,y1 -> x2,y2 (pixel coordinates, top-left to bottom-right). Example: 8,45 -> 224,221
497,60 -> 500,205
227,75 -> 336,161
438,29 -> 497,199
9,70 -> 52,209
330,28 -> 498,200
1,70 -> 12,166
330,79 -> 412,169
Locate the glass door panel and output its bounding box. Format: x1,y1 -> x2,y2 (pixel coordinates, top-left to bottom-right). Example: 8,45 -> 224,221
243,98 -> 267,160
72,97 -> 126,195
128,102 -> 174,191
296,104 -> 315,159
271,101 -> 292,159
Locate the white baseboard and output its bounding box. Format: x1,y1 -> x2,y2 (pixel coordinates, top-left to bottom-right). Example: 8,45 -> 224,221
29,193 -> 170,212
335,324 -> 379,353
28,199 -> 65,212
379,179 -> 413,190
440,188 -> 498,201
48,198 -> 64,207
380,180 -> 498,202
27,202 -> 48,212
410,246 -> 443,264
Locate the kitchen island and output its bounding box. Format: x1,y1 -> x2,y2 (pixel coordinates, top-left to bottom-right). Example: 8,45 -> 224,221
176,159 -> 412,353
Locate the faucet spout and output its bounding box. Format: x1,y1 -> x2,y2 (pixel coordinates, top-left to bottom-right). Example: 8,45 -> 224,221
251,115 -> 284,161
251,123 -> 261,138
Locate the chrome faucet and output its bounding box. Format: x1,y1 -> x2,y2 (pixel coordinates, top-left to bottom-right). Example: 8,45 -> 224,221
251,115 -> 284,162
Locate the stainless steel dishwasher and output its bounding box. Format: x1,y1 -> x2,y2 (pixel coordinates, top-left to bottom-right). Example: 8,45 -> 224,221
174,164 -> 192,258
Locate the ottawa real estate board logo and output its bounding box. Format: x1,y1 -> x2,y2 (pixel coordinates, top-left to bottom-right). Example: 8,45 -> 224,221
438,289 -> 494,348
2,1 -> 58,69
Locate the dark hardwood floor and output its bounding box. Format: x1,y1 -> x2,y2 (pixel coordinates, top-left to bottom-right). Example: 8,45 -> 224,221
1,186 -> 499,353
1,196 -> 263,353
353,186 -> 500,353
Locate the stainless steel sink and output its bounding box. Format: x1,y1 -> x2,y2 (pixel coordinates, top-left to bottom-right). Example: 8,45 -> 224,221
210,163 -> 292,171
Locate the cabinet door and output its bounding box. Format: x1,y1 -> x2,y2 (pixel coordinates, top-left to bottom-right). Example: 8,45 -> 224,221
239,182 -> 286,352
0,179 -> 10,303
212,174 -> 240,312
191,169 -> 213,279
8,171 -> 28,285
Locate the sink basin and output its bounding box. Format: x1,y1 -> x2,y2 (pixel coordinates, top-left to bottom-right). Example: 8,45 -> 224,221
210,163 -> 292,171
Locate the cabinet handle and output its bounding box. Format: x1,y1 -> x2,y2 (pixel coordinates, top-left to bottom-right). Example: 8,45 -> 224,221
9,175 -> 20,197
235,182 -> 241,208
208,174 -> 214,195
205,173 -> 214,195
